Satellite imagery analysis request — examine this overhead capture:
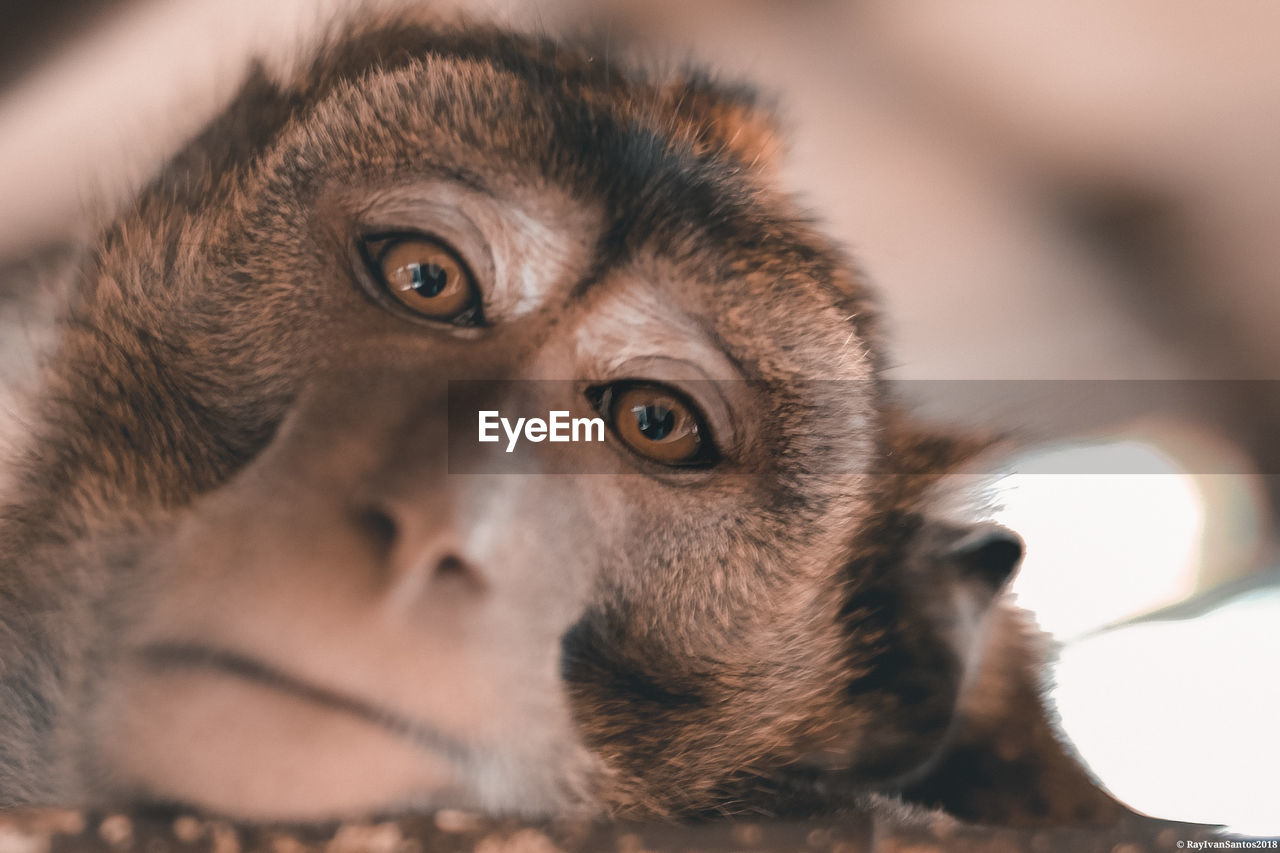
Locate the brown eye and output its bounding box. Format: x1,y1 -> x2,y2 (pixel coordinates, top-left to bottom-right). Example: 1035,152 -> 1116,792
603,383 -> 714,466
367,235 -> 479,323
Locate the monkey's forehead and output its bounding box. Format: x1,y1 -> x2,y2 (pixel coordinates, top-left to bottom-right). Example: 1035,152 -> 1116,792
157,18 -> 774,220
316,58 -> 876,369
132,17 -> 881,379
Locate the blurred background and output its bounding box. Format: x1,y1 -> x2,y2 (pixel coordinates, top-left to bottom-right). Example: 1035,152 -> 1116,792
0,0 -> 1275,834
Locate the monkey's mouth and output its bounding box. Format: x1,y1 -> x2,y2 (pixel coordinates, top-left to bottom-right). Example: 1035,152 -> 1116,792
137,641 -> 472,765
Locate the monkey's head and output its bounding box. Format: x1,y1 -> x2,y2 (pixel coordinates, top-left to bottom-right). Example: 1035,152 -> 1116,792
1,17 -> 1038,822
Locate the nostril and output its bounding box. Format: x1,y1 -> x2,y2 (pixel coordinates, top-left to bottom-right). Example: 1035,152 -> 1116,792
356,505 -> 399,555
433,553 -> 487,594
947,524 -> 1025,591
350,501 -> 488,602
434,554 -> 467,578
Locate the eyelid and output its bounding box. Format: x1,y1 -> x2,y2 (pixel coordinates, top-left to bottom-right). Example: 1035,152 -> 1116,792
363,231 -> 462,264
349,191 -> 499,314
585,357 -> 743,459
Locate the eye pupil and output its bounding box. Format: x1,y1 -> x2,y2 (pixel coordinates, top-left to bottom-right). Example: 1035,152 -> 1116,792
632,404 -> 676,441
409,262 -> 448,297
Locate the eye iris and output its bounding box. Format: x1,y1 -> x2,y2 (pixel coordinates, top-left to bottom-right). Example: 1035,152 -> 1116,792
605,384 -> 712,466
632,404 -> 676,441
369,236 -> 478,322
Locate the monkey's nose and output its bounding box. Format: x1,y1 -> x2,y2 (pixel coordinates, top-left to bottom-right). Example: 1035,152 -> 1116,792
354,503 -> 488,608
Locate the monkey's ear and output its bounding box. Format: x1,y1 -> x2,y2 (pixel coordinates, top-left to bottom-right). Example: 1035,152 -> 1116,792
945,523 -> 1024,593
900,605 -> 1134,826
660,74 -> 786,175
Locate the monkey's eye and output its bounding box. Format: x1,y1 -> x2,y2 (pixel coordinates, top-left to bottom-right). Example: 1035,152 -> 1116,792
362,235 -> 480,324
594,383 -> 716,467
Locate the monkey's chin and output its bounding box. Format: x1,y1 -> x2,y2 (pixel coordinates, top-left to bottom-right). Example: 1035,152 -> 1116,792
93,667 -> 468,821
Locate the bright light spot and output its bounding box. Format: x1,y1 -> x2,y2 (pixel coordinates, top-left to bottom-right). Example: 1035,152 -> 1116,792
995,440 -> 1203,639
1052,587 -> 1280,836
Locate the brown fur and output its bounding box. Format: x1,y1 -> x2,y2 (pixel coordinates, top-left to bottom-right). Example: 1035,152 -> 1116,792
0,12 -> 1127,826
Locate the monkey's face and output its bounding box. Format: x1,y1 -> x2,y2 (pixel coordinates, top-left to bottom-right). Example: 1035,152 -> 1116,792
33,24 -> 1021,820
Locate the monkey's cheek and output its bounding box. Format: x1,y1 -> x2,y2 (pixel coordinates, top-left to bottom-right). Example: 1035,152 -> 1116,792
94,670 -> 459,821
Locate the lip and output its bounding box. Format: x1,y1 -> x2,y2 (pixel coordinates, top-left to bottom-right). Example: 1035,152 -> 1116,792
136,641 -> 473,768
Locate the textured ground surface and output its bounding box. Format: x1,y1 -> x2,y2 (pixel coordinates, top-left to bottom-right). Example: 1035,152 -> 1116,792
0,809 -> 1233,853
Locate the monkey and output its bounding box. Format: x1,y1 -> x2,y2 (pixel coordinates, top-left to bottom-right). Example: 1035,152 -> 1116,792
0,12 -> 1136,829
